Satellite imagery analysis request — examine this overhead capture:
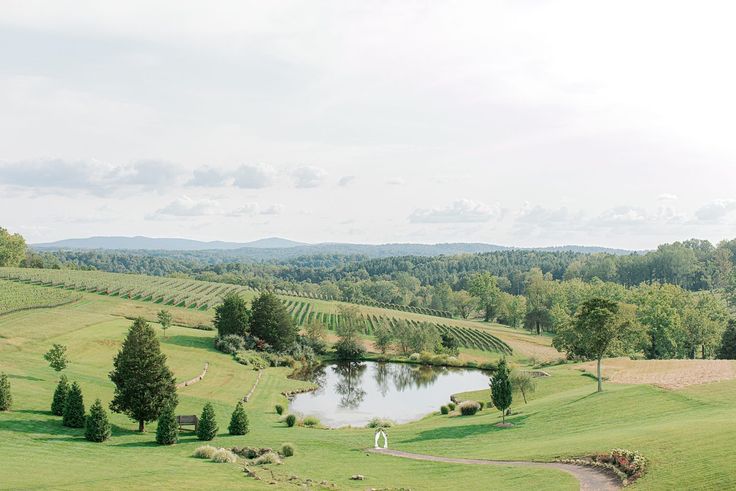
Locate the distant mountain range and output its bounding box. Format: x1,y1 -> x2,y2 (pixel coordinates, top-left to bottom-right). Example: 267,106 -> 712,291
32,236 -> 637,258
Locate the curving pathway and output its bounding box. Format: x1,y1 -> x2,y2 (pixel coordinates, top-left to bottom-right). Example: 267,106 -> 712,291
368,448 -> 621,491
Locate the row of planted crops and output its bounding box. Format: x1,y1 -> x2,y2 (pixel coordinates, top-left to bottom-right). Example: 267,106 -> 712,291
279,290 -> 453,318
0,278 -> 81,315
0,268 -> 252,311
0,267 -> 511,354
283,299 -> 511,354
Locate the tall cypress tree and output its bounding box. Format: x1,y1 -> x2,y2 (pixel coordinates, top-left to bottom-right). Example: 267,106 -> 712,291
491,359 -> 513,424
63,381 -> 86,428
228,401 -> 249,435
109,317 -> 178,432
0,372 -> 12,411
214,292 -> 250,338
155,402 -> 179,445
85,399 -> 111,442
51,374 -> 70,416
196,402 -> 218,441
249,291 -> 297,352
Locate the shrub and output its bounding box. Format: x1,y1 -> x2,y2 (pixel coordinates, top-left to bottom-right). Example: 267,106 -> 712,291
51,375 -> 69,416
281,443 -> 295,457
228,401 -> 249,435
458,400 -> 480,416
366,417 -> 394,428
214,334 -> 246,355
465,360 -> 478,368
156,402 -> 178,445
197,402 -> 218,441
253,451 -> 282,465
302,415 -> 320,427
447,402 -> 456,411
63,381 -> 85,428
211,448 -> 238,463
480,362 -> 497,371
85,398 -> 112,443
0,372 -> 12,411
285,414 -> 297,427
478,401 -> 485,411
275,404 -> 284,415
440,405 -> 449,415
193,445 -> 218,459
234,350 -> 269,370
408,353 -> 421,362
419,351 -> 435,365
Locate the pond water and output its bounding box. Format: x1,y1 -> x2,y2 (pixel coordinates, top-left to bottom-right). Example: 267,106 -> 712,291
289,361 -> 491,427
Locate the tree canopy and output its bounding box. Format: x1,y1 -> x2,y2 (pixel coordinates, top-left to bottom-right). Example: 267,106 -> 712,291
249,291 -> 297,352
109,318 -> 177,432
0,227 -> 26,267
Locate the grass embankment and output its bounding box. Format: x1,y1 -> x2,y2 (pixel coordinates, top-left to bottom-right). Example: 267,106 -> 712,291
1,287 -> 735,489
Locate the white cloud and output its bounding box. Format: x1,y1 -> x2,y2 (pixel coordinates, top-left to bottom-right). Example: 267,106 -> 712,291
338,175 -> 355,187
386,177 -> 405,186
0,158 -> 182,194
695,199 -> 736,222
293,166 -> 327,188
517,204 -> 579,226
188,166 -> 231,187
227,203 -> 260,216
409,199 -> 499,223
149,196 -> 220,218
232,163 -> 277,189
260,204 -> 284,215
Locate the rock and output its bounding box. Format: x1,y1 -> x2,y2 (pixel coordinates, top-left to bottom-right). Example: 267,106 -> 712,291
350,474 -> 365,480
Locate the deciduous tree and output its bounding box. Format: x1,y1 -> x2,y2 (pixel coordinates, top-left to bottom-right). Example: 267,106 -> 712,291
157,310 -> 172,338
44,344 -> 69,372
214,292 -> 250,338
0,372 -> 12,411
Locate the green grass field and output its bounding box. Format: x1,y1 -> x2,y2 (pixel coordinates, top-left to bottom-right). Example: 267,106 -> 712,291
1,280 -> 735,489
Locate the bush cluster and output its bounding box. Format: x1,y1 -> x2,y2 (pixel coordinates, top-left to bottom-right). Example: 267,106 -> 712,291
193,445 -> 218,459
285,414 -> 297,427
281,443 -> 295,457
440,405 -> 449,415
301,415 -> 320,427
211,448 -> 238,463
593,449 -> 648,482
253,451 -> 282,465
366,417 -> 394,428
274,404 -> 284,415
214,334 -> 246,355
447,402 -> 456,411
458,400 -> 481,416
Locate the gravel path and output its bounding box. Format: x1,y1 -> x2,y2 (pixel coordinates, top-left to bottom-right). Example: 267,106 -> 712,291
368,448 -> 621,491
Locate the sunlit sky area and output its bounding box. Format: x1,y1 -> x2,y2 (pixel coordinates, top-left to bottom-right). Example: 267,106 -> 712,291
1,1 -> 735,248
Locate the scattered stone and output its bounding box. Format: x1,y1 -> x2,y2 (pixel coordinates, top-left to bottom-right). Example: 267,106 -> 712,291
350,474 -> 365,480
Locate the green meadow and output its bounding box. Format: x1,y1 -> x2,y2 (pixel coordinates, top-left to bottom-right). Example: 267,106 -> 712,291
1,288 -> 735,489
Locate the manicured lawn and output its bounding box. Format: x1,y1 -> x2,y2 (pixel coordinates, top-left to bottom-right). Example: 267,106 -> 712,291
1,290 -> 735,489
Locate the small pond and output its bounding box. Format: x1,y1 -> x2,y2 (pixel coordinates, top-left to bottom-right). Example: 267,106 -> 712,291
288,361 -> 491,427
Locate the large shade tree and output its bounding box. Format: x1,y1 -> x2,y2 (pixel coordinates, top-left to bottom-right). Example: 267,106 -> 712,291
249,291 -> 297,352
109,318 -> 177,432
554,298 -> 643,392
0,227 -> 26,267
214,292 -> 250,338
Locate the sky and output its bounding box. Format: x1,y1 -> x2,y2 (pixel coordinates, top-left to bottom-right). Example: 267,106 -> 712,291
0,1 -> 735,249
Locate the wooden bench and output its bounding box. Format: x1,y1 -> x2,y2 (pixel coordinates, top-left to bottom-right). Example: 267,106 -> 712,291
176,415 -> 199,431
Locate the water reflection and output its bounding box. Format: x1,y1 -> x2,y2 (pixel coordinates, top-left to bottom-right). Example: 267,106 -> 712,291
289,361 -> 490,427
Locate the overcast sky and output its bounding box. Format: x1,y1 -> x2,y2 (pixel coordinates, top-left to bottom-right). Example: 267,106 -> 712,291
1,1 -> 735,249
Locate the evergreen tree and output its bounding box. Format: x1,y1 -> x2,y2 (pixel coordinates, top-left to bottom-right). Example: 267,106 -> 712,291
63,381 -> 86,428
491,359 -> 513,424
109,317 -> 178,432
85,399 -> 111,442
0,372 -> 12,411
228,401 -> 249,435
214,292 -> 250,338
51,374 -> 70,416
718,320 -> 736,359
155,402 -> 179,445
249,291 -> 297,351
196,402 -> 218,441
